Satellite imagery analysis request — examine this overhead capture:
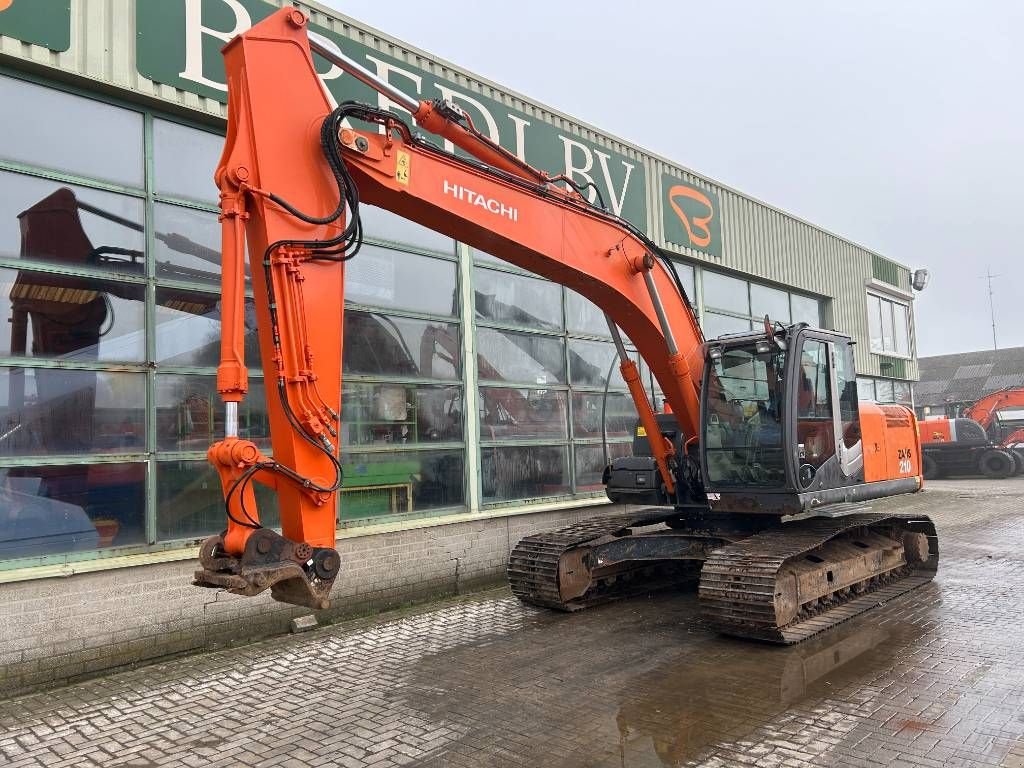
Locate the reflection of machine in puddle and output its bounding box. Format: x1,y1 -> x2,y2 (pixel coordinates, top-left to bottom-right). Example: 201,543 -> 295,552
615,618 -> 923,767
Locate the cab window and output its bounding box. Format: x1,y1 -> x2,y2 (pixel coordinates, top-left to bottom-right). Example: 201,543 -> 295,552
796,340 -> 835,470
703,346 -> 787,488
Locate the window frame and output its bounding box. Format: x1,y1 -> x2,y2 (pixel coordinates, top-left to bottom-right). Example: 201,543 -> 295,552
699,267 -> 823,337
865,290 -> 913,359
471,255 -> 636,505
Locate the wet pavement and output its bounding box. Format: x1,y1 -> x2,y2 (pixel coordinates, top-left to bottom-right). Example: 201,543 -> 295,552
2,477 -> 1024,768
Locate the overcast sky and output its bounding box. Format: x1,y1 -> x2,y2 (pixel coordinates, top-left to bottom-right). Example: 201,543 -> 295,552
323,1 -> 1022,357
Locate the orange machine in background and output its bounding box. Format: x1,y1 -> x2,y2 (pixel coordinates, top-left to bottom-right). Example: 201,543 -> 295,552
919,387 -> 1024,479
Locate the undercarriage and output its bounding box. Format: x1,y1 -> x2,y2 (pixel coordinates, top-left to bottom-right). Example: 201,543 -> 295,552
508,507 -> 938,644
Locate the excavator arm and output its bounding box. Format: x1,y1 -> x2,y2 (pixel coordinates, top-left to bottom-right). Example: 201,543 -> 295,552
963,387 -> 1024,445
193,8 -> 705,608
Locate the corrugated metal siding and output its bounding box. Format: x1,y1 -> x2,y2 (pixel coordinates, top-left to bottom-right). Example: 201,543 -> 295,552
0,0 -> 918,380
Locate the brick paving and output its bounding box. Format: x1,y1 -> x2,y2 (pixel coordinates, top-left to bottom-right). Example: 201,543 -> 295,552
1,477 -> 1023,767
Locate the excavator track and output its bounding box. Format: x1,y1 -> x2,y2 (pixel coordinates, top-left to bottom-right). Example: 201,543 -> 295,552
699,513 -> 938,644
508,509 -> 702,611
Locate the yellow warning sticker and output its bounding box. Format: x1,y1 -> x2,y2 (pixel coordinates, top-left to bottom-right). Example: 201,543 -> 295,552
396,150 -> 410,185
636,426 -> 647,437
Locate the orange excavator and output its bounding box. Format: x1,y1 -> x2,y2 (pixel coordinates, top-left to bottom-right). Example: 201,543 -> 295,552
919,387 -> 1024,479
192,9 -> 938,643
966,388 -> 1024,453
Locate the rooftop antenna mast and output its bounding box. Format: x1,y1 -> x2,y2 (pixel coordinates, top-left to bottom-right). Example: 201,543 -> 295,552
983,266 -> 1000,351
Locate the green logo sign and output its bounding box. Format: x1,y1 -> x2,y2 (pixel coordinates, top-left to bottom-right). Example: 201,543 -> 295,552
135,0 -> 647,227
661,173 -> 722,259
0,0 -> 70,52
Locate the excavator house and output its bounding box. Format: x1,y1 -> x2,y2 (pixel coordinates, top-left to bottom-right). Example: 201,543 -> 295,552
193,9 -> 938,644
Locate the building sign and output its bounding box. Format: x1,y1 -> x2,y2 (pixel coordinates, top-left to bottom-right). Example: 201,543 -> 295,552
0,0 -> 71,52
661,173 -> 722,259
135,0 -> 647,227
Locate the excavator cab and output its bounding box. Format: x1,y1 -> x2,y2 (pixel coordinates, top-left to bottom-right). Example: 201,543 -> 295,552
605,322 -> 869,514
699,322 -> 919,516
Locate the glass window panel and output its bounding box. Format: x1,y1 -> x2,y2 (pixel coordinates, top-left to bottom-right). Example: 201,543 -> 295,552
155,288 -> 260,368
892,381 -> 912,405
857,377 -> 876,401
157,460 -> 279,542
0,266 -> 145,362
481,444 -> 569,503
572,392 -> 638,440
342,309 -> 458,378
875,379 -> 895,403
475,267 -> 562,331
702,311 -> 752,339
750,283 -> 791,323
0,368 -> 145,456
565,289 -> 609,336
791,294 -> 821,326
343,311 -> 460,380
564,266 -> 693,337
153,119 -> 222,204
156,374 -> 270,452
341,382 -> 463,447
569,339 -> 627,389
881,299 -> 896,352
835,342 -> 862,449
0,171 -> 145,276
574,442 -> 632,490
893,303 -> 910,356
479,387 -> 567,441
0,461 -> 146,560
476,327 -> 565,385
345,244 -> 457,316
360,204 -> 454,254
702,271 -> 749,314
0,76 -> 143,187
340,449 -> 465,520
996,407 -> 1024,423
706,346 -> 787,489
154,203 -> 235,286
674,262 -> 697,308
866,294 -> 884,353
795,340 -> 835,471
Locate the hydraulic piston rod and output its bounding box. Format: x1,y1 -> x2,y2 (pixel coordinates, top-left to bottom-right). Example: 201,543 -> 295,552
308,37 -> 548,184
309,39 -> 421,114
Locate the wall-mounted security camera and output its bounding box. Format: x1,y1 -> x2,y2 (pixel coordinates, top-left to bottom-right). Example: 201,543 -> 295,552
912,268 -> 930,291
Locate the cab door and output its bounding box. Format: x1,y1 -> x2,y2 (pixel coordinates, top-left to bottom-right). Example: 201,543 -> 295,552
791,333 -> 864,491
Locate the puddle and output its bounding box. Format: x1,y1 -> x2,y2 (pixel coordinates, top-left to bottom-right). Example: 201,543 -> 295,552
614,618 -> 925,766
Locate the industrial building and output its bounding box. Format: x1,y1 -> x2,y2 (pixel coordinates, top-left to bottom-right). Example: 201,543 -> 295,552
0,0 -> 922,694
914,346 -> 1024,418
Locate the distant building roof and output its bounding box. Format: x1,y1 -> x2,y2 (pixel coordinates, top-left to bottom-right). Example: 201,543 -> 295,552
914,346 -> 1024,406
